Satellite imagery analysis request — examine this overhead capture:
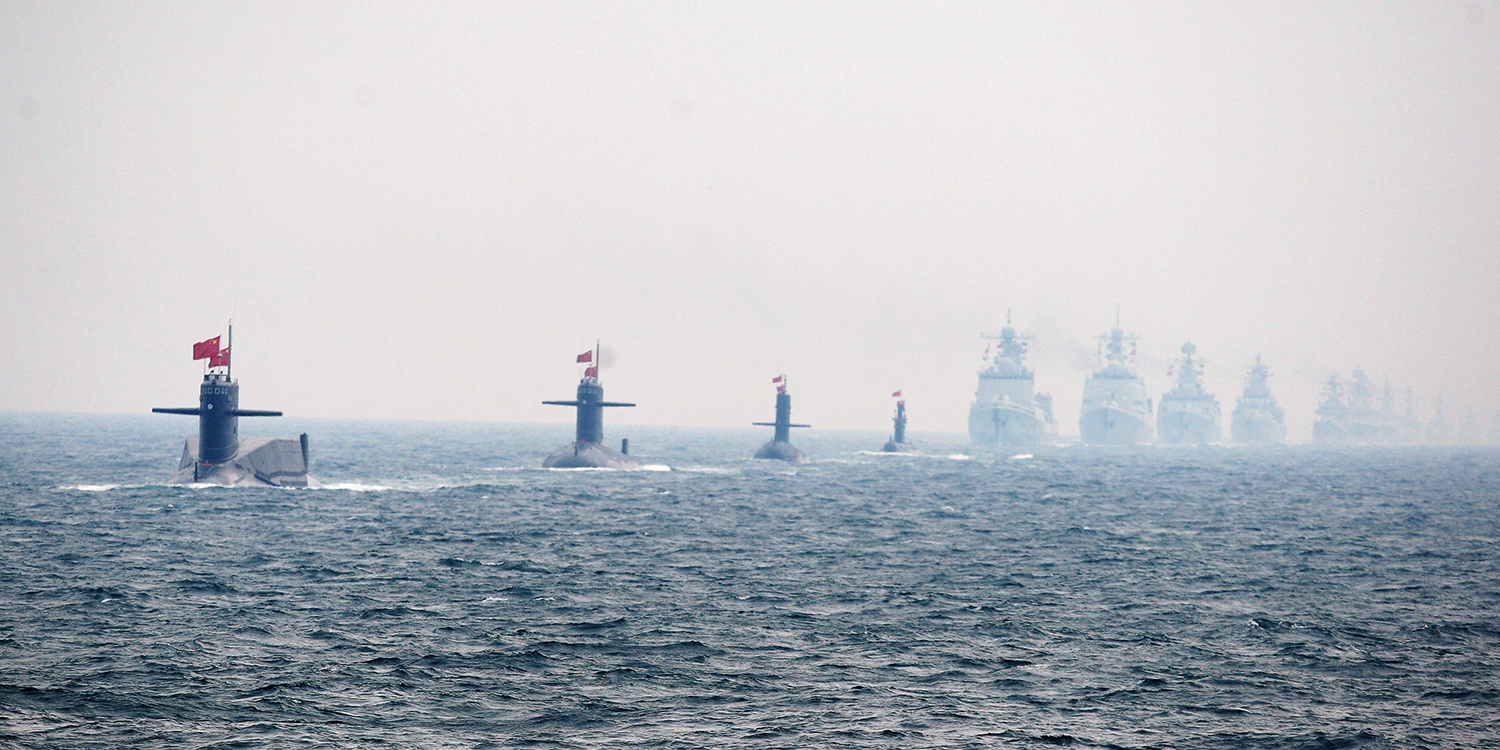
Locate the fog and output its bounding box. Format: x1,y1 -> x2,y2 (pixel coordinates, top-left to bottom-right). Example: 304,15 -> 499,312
3,3 -> 1498,439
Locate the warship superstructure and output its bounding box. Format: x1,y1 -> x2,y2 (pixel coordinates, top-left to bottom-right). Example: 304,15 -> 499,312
152,326 -> 318,487
882,392 -> 914,452
1229,355 -> 1285,444
1156,342 -> 1221,444
1079,317 -> 1152,444
542,345 -> 637,469
1312,368 -> 1398,444
754,376 -> 809,462
967,314 -> 1056,445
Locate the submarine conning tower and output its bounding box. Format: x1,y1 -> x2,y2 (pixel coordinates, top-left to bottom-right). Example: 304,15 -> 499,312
892,400 -> 907,445
543,376 -> 635,447
754,390 -> 810,443
153,373 -> 284,470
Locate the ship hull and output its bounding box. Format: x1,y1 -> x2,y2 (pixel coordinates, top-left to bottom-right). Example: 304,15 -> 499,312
1157,399 -> 1222,444
544,442 -> 639,469
168,436 -> 319,488
968,403 -> 1054,445
1080,407 -> 1152,445
755,440 -> 807,463
1230,411 -> 1285,444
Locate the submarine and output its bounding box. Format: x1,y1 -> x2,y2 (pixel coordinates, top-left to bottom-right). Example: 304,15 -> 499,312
753,375 -> 809,463
152,327 -> 318,487
541,345 -> 638,469
882,391 -> 914,452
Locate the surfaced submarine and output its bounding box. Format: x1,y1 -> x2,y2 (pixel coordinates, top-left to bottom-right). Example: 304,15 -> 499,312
754,375 -> 809,463
882,393 -> 914,453
542,345 -> 637,469
152,328 -> 318,487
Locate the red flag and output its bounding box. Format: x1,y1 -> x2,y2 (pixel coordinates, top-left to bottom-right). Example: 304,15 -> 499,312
776,384 -> 786,394
891,390 -> 902,398
193,336 -> 221,360
209,348 -> 230,369
584,365 -> 598,378
772,375 -> 784,384
576,351 -> 593,363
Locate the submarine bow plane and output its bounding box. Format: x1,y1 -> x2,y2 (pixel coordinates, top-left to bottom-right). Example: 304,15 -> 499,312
754,375 -> 809,463
541,343 -> 638,469
152,324 -> 318,487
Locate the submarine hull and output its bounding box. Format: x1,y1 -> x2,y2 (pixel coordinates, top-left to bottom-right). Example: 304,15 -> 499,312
881,440 -> 914,453
543,441 -> 640,469
169,435 -> 319,488
754,440 -> 806,463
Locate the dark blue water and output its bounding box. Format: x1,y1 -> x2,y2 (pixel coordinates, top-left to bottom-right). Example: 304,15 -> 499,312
2,413 -> 1498,748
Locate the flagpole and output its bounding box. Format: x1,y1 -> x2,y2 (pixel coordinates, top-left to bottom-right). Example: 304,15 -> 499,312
227,319 -> 233,381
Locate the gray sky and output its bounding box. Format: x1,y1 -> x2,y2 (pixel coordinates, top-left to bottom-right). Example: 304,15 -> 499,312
3,2 -> 1498,439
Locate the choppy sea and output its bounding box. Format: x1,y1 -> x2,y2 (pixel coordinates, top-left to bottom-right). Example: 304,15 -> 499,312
1,412 -> 1498,749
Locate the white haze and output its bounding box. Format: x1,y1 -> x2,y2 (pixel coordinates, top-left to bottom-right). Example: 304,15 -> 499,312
3,3 -> 1498,440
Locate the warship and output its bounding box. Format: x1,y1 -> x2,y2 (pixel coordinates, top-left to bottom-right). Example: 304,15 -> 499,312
1424,394 -> 1453,444
1156,342 -> 1221,444
968,312 -> 1056,445
882,391 -> 914,452
1079,315 -> 1152,444
1229,355 -> 1285,444
1399,386 -> 1423,443
542,345 -> 637,469
152,326 -> 318,487
754,376 -> 809,462
1313,368 -> 1398,444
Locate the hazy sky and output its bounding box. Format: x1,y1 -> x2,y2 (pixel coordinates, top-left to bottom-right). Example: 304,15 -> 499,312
4,2 -> 1498,439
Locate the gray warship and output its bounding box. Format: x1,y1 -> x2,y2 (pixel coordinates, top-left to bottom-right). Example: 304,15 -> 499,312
1229,355 -> 1285,443
1424,394 -> 1453,444
1156,342 -> 1222,444
1313,368 -> 1398,444
882,393 -> 914,452
1399,386 -> 1424,443
754,376 -> 809,462
1079,317 -> 1152,444
968,313 -> 1056,445
152,327 -> 318,487
542,345 -> 637,469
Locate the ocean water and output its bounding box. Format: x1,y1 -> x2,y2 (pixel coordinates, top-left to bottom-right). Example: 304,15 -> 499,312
2,413 -> 1498,749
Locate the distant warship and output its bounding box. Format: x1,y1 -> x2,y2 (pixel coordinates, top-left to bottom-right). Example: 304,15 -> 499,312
542,345 -> 637,469
152,327 -> 318,487
754,376 -> 809,462
1156,342 -> 1221,444
1229,355 -> 1285,444
968,313 -> 1056,445
1313,368 -> 1398,444
1079,315 -> 1152,444
1399,387 -> 1424,443
1424,394 -> 1453,445
882,392 -> 914,452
